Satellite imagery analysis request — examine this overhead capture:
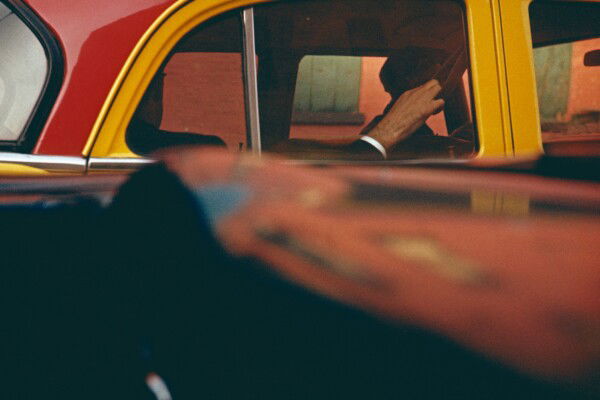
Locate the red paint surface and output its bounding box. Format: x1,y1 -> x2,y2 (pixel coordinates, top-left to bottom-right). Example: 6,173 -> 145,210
24,0 -> 176,155
165,149 -> 600,382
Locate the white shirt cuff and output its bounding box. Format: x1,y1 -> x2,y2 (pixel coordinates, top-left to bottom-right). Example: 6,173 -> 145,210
359,136 -> 387,159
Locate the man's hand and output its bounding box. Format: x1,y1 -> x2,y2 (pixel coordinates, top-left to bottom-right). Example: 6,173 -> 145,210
367,79 -> 445,151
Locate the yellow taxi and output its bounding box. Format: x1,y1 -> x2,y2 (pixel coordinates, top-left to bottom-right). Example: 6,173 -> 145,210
1,0 -> 598,174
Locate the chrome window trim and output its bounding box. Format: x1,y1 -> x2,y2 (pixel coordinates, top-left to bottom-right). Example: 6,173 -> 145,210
0,152 -> 86,172
87,157 -> 155,172
242,8 -> 262,155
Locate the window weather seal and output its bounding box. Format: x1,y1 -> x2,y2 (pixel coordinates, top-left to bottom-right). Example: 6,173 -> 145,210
0,0 -> 64,154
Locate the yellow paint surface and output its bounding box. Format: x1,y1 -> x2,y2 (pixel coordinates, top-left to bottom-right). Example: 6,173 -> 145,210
0,163 -> 49,176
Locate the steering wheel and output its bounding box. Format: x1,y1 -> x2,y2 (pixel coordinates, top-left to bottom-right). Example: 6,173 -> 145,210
432,47 -> 468,101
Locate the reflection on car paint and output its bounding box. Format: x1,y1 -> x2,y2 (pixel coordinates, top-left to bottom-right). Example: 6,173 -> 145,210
256,225 -> 389,291
380,235 -> 499,288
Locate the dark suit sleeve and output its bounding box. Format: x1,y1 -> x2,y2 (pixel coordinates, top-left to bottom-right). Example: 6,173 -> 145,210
127,119 -> 226,155
344,138 -> 386,160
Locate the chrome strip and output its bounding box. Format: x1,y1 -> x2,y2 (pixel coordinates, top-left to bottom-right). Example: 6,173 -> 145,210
0,152 -> 86,172
88,157 -> 155,172
242,8 -> 262,155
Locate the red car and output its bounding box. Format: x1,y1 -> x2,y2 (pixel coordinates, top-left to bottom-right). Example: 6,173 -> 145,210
2,146 -> 599,399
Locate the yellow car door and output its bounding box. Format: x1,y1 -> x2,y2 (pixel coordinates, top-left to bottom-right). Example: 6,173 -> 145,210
88,0 -> 522,167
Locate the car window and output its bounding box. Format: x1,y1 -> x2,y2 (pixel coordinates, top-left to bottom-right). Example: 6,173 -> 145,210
254,0 -> 475,161
0,2 -> 48,142
529,1 -> 600,156
126,11 -> 246,155
127,0 -> 474,160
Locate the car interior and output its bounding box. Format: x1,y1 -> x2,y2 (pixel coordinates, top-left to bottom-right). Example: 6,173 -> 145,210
253,0 -> 475,160
126,0 -> 477,161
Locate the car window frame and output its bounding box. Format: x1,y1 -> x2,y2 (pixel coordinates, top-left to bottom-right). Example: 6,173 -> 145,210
496,0 -> 600,158
88,0 -> 507,167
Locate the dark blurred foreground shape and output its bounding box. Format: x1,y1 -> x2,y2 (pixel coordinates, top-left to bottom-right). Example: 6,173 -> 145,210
1,149 -> 599,399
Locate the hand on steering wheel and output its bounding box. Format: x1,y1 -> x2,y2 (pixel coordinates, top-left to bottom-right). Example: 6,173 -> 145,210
365,79 -> 445,151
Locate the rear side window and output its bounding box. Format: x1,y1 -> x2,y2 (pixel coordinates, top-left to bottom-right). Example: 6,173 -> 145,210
529,1 -> 600,156
0,3 -> 48,142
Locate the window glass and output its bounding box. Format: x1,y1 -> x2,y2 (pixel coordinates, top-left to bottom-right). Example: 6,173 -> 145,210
254,0 -> 475,160
529,1 -> 600,156
292,55 -> 364,126
126,12 -> 246,155
0,3 -> 48,142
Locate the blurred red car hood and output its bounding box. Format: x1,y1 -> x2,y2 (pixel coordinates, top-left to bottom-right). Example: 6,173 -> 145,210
161,149 -> 600,382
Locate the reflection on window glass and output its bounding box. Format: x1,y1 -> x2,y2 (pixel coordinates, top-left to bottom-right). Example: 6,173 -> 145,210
0,3 -> 48,141
126,12 -> 246,155
255,0 -> 475,161
529,1 -> 600,156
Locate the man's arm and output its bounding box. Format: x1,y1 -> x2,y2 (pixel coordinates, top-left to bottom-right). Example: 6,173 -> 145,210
360,79 -> 444,158
268,80 -> 444,161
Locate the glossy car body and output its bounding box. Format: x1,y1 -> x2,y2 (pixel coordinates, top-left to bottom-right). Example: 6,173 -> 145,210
0,0 -> 598,174
2,147 -> 599,399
